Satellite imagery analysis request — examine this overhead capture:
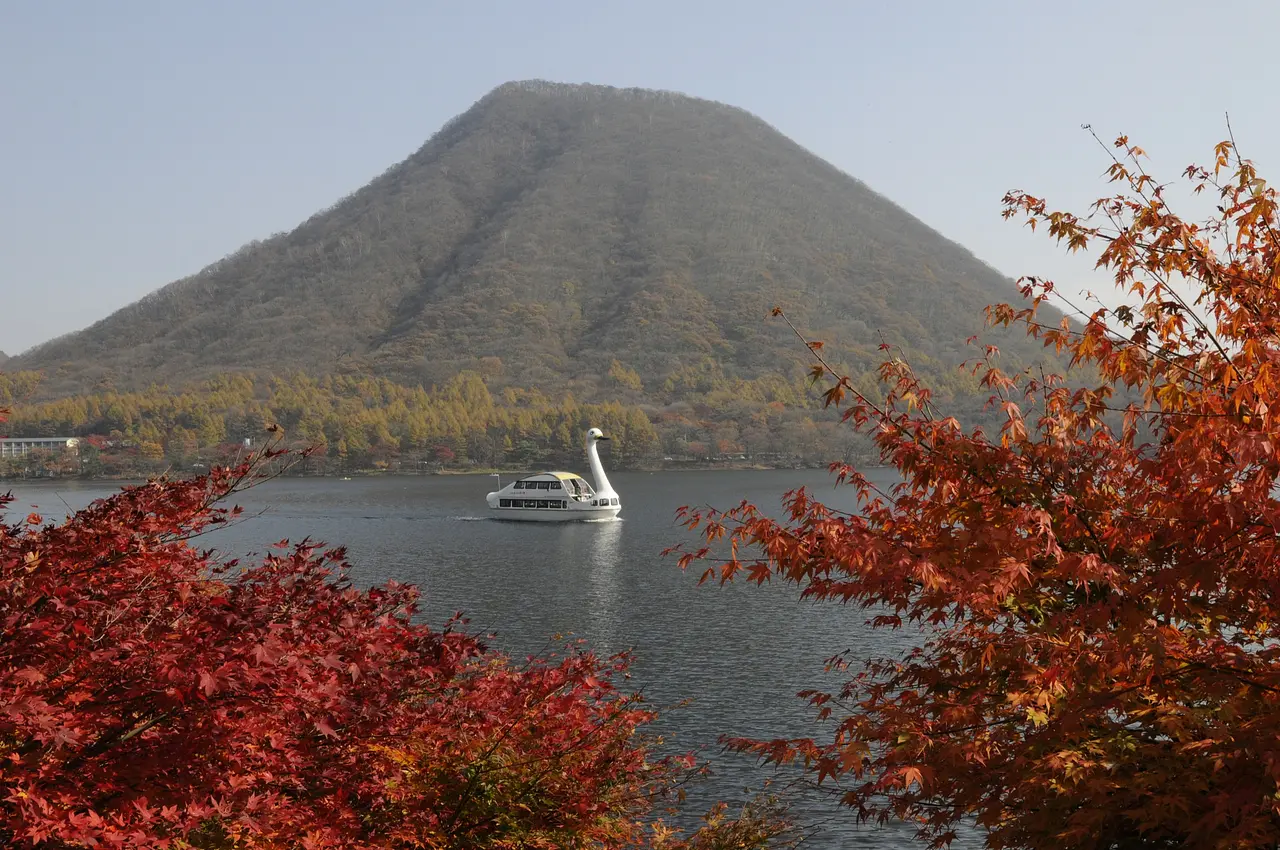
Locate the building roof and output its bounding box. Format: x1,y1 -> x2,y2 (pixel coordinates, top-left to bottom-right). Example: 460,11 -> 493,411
0,436 -> 78,442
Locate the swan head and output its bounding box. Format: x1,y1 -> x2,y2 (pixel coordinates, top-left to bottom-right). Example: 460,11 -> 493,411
587,427 -> 610,442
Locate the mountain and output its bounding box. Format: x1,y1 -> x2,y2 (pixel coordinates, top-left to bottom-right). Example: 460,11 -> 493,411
10,81 -> 1060,401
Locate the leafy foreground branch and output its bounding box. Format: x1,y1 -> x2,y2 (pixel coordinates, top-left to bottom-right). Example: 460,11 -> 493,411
673,133 -> 1280,848
0,439 -> 796,849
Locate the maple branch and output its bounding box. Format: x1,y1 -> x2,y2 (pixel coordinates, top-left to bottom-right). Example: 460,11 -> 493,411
1031,291 -> 1210,387
1224,112 -> 1280,251
64,708 -> 177,773
1088,126 -> 1233,368
441,670 -> 611,834
1185,661 -> 1280,694
771,307 -> 1036,502
454,719 -> 656,838
772,308 -> 891,423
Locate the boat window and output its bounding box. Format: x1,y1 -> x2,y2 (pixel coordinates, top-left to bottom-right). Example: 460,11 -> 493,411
514,481 -> 525,489
550,481 -> 562,489
499,499 -> 510,508
611,497 -> 619,506
524,499 -> 538,508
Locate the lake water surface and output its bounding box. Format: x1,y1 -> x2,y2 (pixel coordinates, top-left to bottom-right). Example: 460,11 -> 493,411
5,469 -> 979,848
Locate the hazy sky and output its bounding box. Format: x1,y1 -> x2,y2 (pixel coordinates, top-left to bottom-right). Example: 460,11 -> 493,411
3,0 -> 1278,355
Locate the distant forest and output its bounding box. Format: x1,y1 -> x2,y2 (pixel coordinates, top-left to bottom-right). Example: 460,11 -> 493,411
0,365 -> 904,478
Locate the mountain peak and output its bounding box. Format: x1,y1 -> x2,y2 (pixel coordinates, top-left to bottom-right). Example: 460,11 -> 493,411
10,83 -> 1055,402
480,79 -> 694,101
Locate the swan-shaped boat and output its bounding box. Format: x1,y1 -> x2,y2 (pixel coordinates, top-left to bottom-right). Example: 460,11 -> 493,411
485,427 -> 621,522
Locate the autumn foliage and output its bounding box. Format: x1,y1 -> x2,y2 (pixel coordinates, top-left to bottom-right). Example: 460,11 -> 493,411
675,131 -> 1280,847
0,441 -> 793,849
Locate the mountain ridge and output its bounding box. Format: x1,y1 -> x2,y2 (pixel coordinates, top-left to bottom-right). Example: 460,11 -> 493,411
9,80 -> 1062,403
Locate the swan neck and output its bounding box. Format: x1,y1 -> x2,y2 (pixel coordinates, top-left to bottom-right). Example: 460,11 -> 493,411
587,439 -> 614,495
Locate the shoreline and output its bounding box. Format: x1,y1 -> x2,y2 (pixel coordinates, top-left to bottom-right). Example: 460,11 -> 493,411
0,460 -> 866,485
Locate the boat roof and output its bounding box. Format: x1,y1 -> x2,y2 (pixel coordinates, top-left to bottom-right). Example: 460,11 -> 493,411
518,471 -> 585,482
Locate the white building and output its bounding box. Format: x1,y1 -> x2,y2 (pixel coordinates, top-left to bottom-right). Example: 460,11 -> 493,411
0,437 -> 81,458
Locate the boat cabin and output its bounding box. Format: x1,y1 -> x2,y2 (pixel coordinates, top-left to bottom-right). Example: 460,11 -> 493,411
495,472 -> 618,511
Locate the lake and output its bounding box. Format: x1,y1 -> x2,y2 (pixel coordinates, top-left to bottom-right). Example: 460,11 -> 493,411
4,469 -> 978,848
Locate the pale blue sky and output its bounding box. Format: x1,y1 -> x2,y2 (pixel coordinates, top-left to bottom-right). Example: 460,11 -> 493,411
3,0 -> 1277,355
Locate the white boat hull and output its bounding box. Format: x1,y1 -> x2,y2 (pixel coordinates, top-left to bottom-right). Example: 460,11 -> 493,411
489,504 -> 621,522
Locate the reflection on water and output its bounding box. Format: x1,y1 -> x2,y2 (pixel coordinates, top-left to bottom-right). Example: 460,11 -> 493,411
584,519 -> 624,652
3,471 -> 977,848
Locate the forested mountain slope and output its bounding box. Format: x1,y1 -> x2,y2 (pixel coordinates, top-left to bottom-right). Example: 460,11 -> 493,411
11,80 -> 1061,404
